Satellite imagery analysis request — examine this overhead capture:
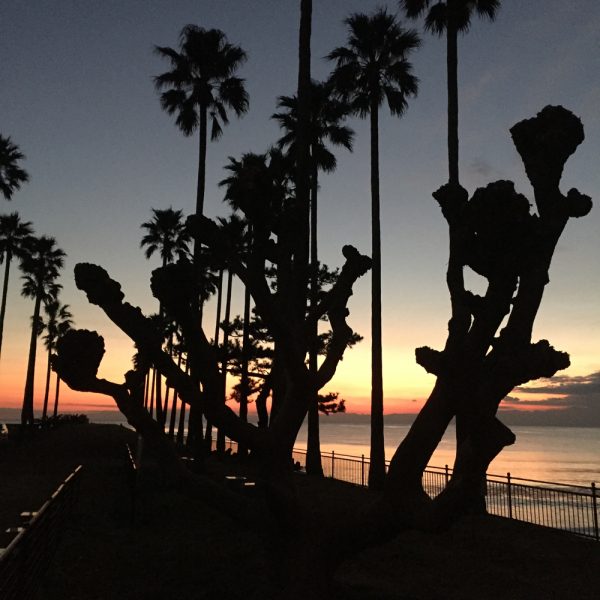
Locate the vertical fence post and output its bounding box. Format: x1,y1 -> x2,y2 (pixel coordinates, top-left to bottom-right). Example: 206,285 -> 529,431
507,472 -> 513,519
361,454 -> 365,487
592,482 -> 599,542
331,450 -> 335,479
444,464 -> 449,487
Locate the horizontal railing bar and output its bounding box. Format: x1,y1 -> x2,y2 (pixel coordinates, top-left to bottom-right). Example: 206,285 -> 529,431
214,437 -> 599,540
295,445 -> 596,492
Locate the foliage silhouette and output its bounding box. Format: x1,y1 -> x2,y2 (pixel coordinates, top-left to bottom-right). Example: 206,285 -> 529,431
273,79 -> 354,474
0,212 -> 34,360
52,3 -> 593,596
0,135 -> 29,200
41,299 -> 73,419
327,7 -> 420,489
140,207 -> 192,266
400,0 -> 501,184
154,25 -> 249,262
20,236 -> 65,426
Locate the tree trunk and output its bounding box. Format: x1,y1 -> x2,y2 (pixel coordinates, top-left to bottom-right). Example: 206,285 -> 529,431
386,379 -> 454,497
143,370 -> 150,409
42,346 -> 52,419
196,104 -> 207,220
205,269 -> 224,449
292,0 -> 312,322
149,368 -> 156,417
0,250 -> 12,361
192,103 -> 208,319
217,269 -> 234,453
52,376 -> 61,417
447,10 -> 459,185
238,284 -> 251,457
368,101 -> 385,489
255,372 -> 272,428
155,364 -> 164,427
22,291 -> 42,426
306,159 -> 323,476
176,368 -> 187,448
168,351 -> 183,438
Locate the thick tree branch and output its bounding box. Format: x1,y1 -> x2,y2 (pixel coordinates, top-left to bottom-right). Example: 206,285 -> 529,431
312,245 -> 372,388
73,263 -> 264,449
186,214 -> 306,371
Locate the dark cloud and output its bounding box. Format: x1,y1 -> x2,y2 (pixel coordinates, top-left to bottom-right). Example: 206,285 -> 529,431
501,371 -> 600,426
502,396 -> 521,404
515,371 -> 600,396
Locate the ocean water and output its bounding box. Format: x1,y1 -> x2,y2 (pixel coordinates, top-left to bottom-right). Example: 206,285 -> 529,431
4,406 -> 594,488
295,421 -> 600,487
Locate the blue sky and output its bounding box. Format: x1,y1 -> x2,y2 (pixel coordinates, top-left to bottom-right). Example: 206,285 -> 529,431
1,1 -> 599,418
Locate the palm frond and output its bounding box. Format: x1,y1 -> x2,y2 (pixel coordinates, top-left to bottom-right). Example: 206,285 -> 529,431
399,0 -> 433,19
0,135 -> 30,200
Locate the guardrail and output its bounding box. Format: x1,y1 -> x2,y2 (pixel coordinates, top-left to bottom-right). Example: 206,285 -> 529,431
295,448 -> 599,541
0,464 -> 83,599
219,439 -> 599,541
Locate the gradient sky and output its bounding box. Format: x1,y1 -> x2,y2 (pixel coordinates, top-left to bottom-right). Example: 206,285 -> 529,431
1,1 -> 599,421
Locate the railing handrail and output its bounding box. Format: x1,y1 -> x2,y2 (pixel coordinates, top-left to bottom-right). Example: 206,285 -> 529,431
293,446 -> 597,494
0,464 -> 83,597
223,438 -> 600,541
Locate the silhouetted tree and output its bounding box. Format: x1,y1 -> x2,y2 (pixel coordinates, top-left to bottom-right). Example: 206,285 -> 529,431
400,0 -> 500,184
20,236 -> 65,426
327,8 -> 420,489
212,214 -> 250,451
0,212 -> 34,360
141,207 -> 192,426
41,299 -> 73,419
50,2 -> 593,593
154,25 -> 249,266
273,80 -> 354,474
385,106 -> 591,522
0,135 -> 29,201
219,153 -> 284,451
140,207 -> 191,267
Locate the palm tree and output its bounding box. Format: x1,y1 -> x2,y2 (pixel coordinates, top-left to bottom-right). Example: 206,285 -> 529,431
0,212 -> 34,360
41,300 -> 73,419
214,214 -> 249,451
141,207 -> 191,427
140,207 -> 191,267
0,135 -> 29,201
154,25 -> 249,267
273,80 -> 354,475
20,236 -> 65,426
328,9 -> 420,489
400,0 -> 500,184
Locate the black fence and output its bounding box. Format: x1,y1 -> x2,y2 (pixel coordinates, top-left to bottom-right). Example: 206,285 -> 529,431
0,465 -> 83,599
212,439 -> 599,541
294,448 -> 599,541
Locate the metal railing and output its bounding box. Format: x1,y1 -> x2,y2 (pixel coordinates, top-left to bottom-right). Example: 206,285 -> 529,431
0,465 -> 83,599
222,439 -> 598,541
294,448 -> 599,541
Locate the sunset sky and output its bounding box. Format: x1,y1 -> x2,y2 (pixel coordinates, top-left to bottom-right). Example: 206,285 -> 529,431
1,1 -> 599,422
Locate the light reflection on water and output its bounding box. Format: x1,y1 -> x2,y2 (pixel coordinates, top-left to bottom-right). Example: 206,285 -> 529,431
295,422 -> 600,486
107,415 -> 598,487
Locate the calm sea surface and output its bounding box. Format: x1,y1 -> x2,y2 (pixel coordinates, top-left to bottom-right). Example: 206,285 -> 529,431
295,421 -> 600,487
36,409 -> 595,488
